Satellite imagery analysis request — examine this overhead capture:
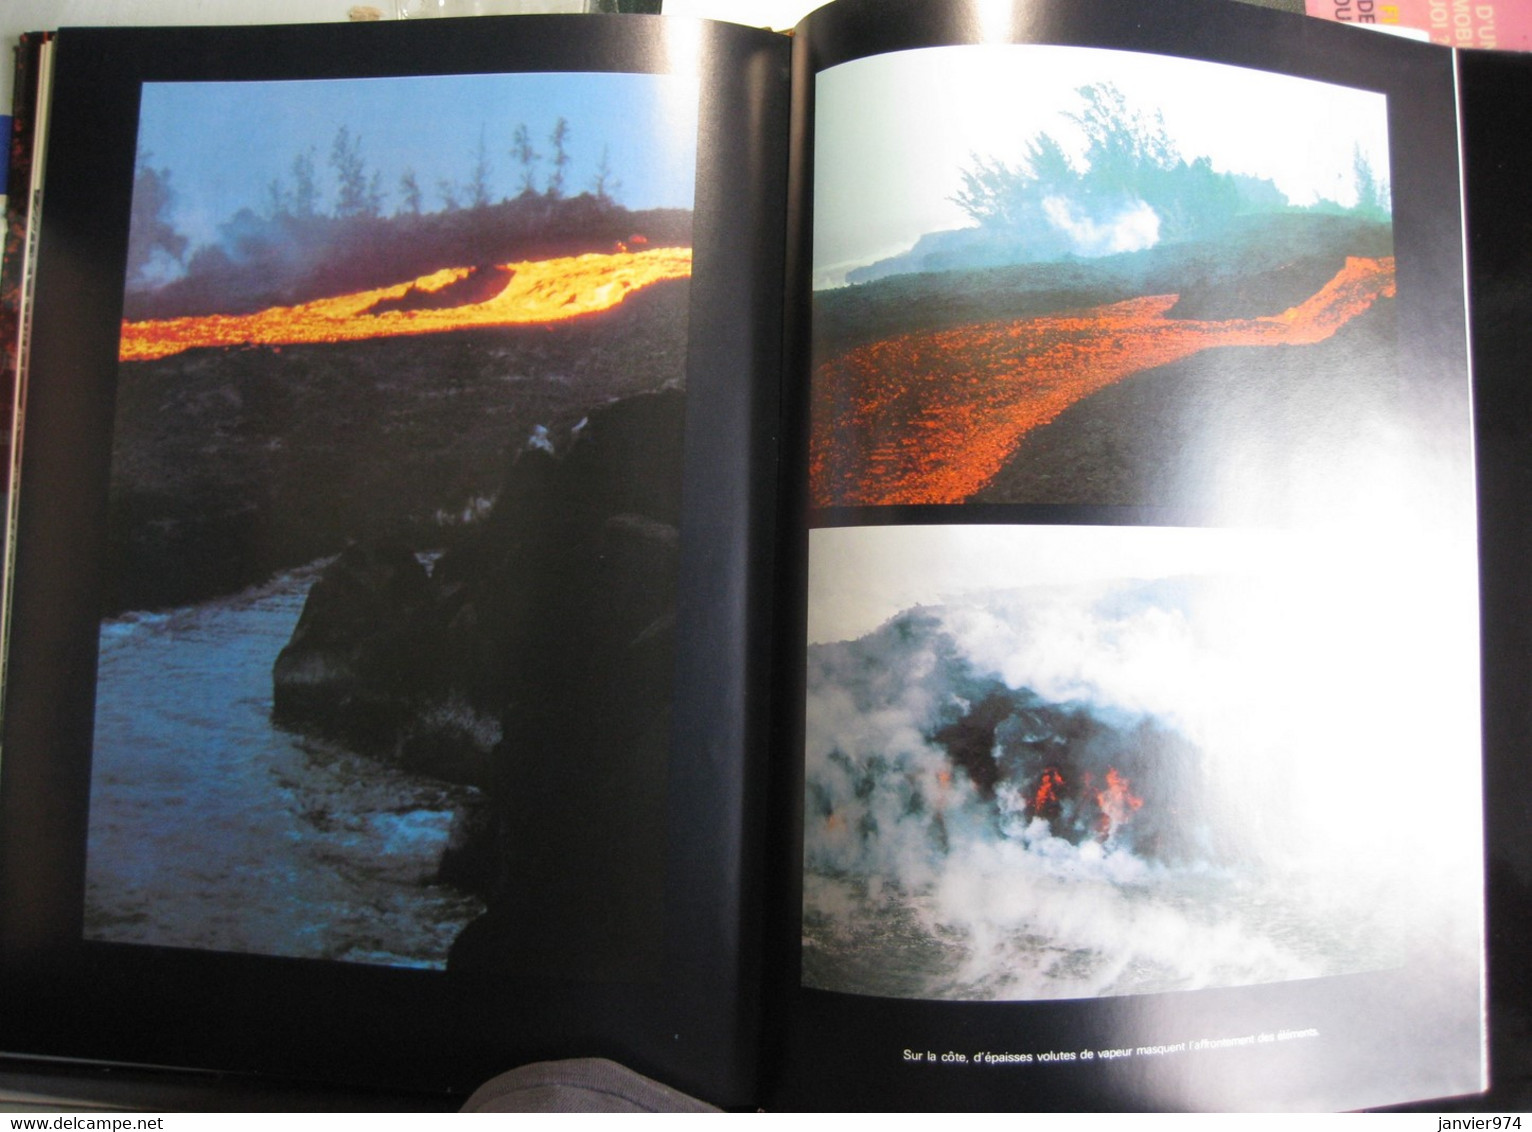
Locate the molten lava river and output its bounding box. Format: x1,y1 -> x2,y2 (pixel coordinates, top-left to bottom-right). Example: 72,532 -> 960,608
119,246 -> 692,363
809,256 -> 1395,507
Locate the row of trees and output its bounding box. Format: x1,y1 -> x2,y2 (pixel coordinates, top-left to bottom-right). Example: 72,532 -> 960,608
262,116 -> 617,223
950,83 -> 1391,254
127,117 -> 625,292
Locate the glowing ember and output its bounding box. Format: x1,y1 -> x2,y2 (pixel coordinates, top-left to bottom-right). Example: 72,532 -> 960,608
119,246 -> 693,363
1031,766 -> 1066,820
1095,767 -> 1144,841
810,256 -> 1396,507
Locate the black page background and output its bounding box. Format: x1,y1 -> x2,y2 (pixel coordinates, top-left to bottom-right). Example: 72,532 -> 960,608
0,15 -> 790,1107
767,0 -> 1485,1110
1453,46 -> 1532,1113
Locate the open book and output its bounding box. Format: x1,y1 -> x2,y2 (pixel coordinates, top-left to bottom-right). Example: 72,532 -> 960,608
0,0 -> 1521,1110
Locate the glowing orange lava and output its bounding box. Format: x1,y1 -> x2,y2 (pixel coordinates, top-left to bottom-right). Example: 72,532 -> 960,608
1095,768 -> 1144,841
1031,766 -> 1066,818
809,256 -> 1396,507
119,246 -> 693,363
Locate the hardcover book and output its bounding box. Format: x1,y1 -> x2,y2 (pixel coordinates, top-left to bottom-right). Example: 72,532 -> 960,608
1,0 -> 1524,1111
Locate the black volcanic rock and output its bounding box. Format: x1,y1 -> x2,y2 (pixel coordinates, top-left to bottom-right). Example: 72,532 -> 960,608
932,689 -> 1014,798
971,296 -> 1398,515
271,539 -> 435,757
269,386 -> 686,979
103,276 -> 690,616
441,389 -> 684,981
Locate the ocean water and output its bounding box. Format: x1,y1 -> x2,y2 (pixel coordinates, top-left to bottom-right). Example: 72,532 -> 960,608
801,847 -> 1404,1002
84,563 -> 484,968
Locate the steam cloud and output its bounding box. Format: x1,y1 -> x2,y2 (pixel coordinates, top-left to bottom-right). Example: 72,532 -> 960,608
802,564 -> 1482,1002
1040,194 -> 1161,257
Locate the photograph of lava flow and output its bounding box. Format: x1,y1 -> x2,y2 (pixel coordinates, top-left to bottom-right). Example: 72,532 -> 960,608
85,70 -> 698,979
808,46 -> 1397,517
801,524 -> 1484,1002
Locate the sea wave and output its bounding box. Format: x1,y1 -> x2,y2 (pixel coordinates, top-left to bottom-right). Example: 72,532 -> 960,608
85,557 -> 482,968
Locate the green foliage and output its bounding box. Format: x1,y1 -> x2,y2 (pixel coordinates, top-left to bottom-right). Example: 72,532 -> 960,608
1351,143 -> 1391,221
1066,83 -> 1176,201
951,131 -> 1089,258
952,82 -> 1292,254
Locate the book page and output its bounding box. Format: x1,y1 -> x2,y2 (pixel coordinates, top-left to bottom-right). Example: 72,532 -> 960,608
0,14 -> 789,1106
776,0 -> 1481,1111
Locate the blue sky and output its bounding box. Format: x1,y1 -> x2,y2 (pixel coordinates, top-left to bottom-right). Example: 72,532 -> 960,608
136,70 -> 699,251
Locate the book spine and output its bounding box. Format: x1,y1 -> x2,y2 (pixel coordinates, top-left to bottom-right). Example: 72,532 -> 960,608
0,33 -> 54,716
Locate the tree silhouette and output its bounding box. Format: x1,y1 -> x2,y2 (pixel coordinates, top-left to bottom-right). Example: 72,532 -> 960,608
398,168 -> 423,216
547,117 -> 571,199
290,146 -> 320,219
510,123 -> 540,196
591,144 -> 620,205
468,125 -> 493,209
1066,84 -> 1175,200
952,82 -> 1265,252
331,126 -> 373,219
1351,144 -> 1391,220
366,171 -> 385,218
264,178 -> 284,220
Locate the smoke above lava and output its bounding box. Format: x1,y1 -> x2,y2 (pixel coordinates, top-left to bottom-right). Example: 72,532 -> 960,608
802,524 -> 1483,1001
